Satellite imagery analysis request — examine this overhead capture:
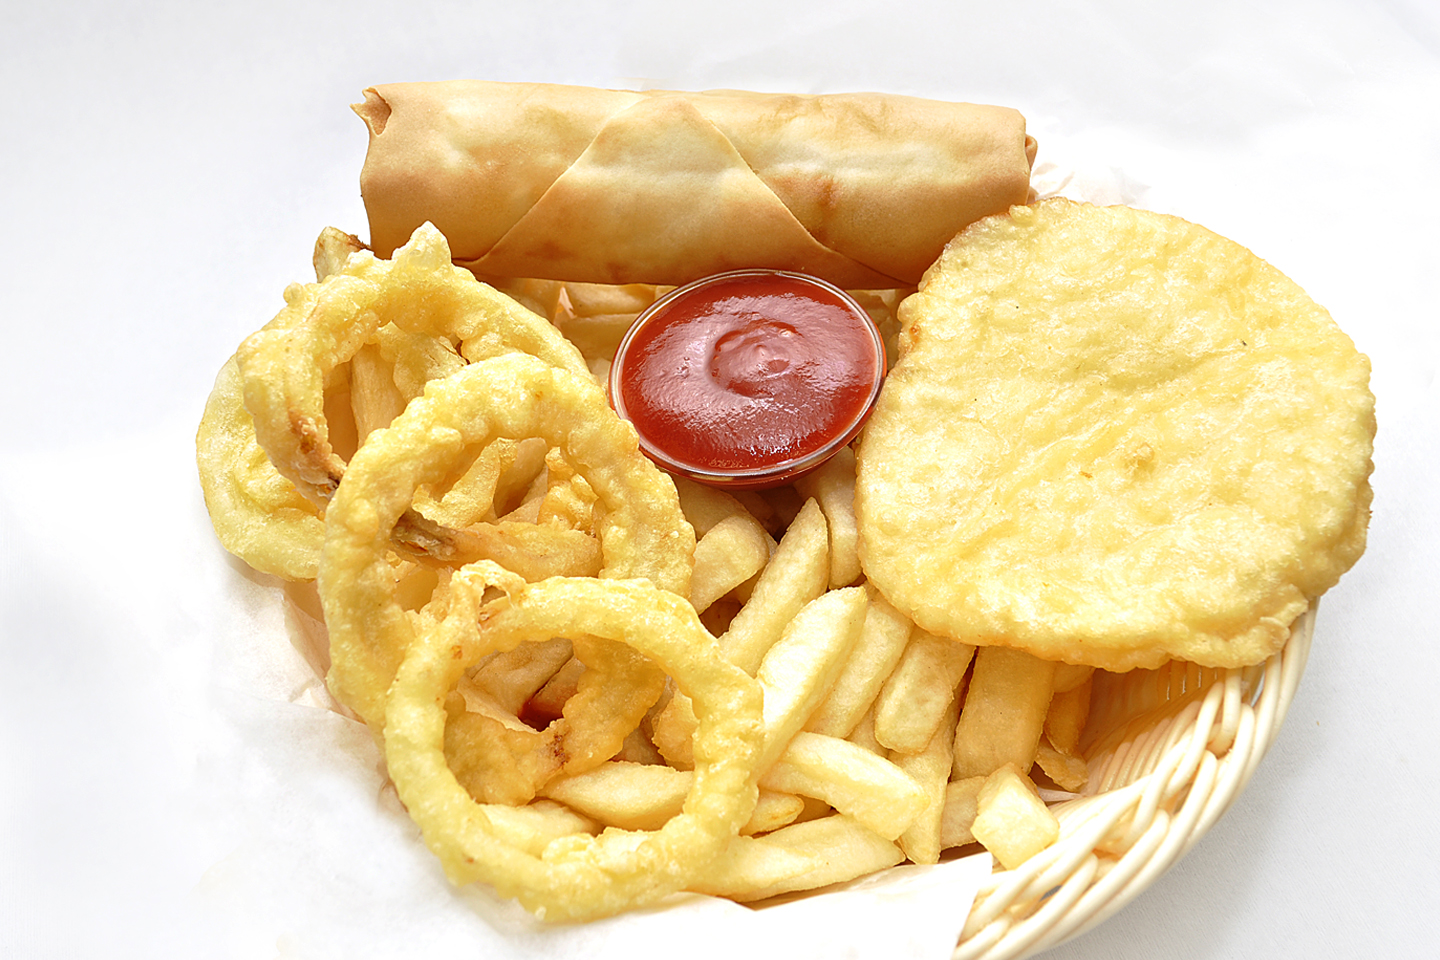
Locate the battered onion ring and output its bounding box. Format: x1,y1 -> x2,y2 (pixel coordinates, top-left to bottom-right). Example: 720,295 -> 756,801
238,221 -> 589,507
384,576 -> 763,921
440,568 -> 665,805
319,352 -> 696,728
196,355 -> 325,580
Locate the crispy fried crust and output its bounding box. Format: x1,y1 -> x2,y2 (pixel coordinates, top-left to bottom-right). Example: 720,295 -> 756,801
856,199 -> 1374,670
355,81 -> 1034,287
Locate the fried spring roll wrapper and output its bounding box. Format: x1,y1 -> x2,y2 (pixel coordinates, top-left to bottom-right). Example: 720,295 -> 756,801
355,81 -> 1035,288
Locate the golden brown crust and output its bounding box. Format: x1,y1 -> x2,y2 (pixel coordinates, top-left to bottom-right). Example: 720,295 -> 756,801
355,81 -> 1034,287
856,199 -> 1375,670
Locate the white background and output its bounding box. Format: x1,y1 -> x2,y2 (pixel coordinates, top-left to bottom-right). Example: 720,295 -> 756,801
1,1 -> 1436,957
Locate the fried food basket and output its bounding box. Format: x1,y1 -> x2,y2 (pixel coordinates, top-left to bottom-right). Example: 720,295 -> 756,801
953,607 -> 1316,959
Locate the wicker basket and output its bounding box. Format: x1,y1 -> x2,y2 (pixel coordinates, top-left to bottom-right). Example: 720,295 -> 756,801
953,607 -> 1316,959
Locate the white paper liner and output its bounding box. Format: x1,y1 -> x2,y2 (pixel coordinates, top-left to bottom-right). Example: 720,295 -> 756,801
192,578 -> 994,960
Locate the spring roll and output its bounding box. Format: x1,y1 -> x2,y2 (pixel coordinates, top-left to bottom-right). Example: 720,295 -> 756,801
354,81 -> 1035,287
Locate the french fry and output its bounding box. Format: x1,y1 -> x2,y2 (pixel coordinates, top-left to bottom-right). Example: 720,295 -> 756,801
505,467 -> 550,522
689,513 -> 773,613
744,790 -> 806,836
489,436 -> 549,517
759,731 -> 928,841
542,760 -> 802,835
846,705 -> 883,755
556,583 -> 882,874
349,342 -> 406,443
720,498 -> 831,674
938,776 -> 986,851
586,356 -> 611,385
805,589 -> 913,739
541,760 -> 686,831
1034,739 -> 1088,793
754,586 -> 869,773
847,288 -> 907,368
416,438 -> 515,528
672,474 -> 773,539
550,282 -> 666,363
560,280 -> 666,318
794,445 -> 862,587
690,815 -> 904,902
874,627 -> 975,755
672,476 -> 776,609
1044,674 -> 1093,756
685,835 -> 819,900
970,763 -> 1059,870
553,311 -> 641,363
891,695 -> 959,863
478,799 -> 598,857
651,499 -> 830,766
1052,661 -> 1095,694
483,275 -> 567,321
463,636 -> 572,715
951,646 -> 1057,780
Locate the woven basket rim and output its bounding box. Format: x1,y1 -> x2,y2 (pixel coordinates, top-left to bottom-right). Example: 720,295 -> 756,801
952,606 -> 1316,960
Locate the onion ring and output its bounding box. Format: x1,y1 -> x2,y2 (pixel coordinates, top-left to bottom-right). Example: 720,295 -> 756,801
238,221 -> 589,507
441,571 -> 664,805
319,352 -> 695,728
196,355 -> 324,580
203,224 -> 594,579
384,576 -> 763,921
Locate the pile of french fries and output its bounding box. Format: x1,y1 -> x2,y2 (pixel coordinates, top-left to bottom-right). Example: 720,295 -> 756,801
302,241 -> 1098,894
456,427 -> 1095,893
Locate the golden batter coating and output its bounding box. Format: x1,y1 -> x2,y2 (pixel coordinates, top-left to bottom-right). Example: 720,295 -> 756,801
856,199 -> 1373,670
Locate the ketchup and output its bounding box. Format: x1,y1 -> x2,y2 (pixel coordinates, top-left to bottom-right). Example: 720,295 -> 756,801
611,270 -> 885,489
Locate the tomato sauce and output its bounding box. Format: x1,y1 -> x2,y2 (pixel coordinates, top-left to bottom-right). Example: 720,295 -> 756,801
611,270 -> 885,488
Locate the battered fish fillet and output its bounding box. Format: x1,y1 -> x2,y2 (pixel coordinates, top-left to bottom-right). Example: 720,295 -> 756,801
855,199 -> 1374,671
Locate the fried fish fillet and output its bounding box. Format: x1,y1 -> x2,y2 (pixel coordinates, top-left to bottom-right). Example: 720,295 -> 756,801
855,199 -> 1374,671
